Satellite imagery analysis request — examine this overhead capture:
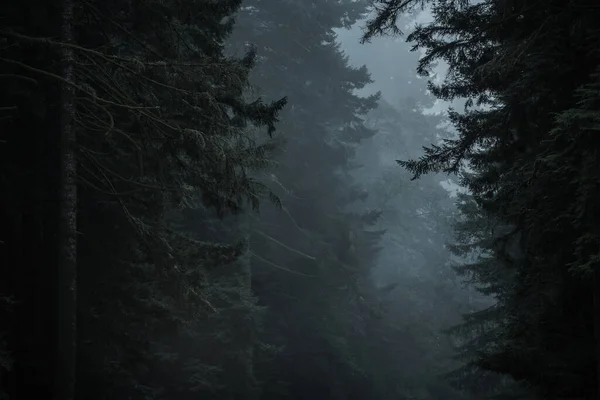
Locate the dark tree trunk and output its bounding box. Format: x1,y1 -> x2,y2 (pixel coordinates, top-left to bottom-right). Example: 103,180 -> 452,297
595,267 -> 600,400
54,0 -> 78,397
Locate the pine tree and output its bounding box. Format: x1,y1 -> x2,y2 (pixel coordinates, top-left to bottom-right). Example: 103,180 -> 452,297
353,97 -> 473,399
228,0 -> 389,397
0,0 -> 285,397
363,0 -> 600,397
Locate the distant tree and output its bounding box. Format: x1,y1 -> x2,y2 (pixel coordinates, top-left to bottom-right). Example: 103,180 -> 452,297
228,0 -> 393,397
355,97 -> 473,399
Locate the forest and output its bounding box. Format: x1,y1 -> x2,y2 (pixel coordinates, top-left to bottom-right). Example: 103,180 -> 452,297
1,0 -> 599,399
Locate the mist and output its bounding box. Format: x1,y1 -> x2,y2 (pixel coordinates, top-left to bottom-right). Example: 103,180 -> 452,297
219,4 -> 490,398
3,0 -> 594,399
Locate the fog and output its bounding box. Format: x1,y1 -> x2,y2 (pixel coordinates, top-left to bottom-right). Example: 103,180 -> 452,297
221,5 -> 492,398
1,1 -> 499,399
6,0 -> 598,398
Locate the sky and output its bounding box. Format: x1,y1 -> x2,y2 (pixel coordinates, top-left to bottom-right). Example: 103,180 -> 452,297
334,11 -> 463,196
334,10 -> 452,115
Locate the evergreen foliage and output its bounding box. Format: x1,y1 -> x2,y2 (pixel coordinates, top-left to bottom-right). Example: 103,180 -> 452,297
364,0 -> 600,398
227,1 -> 388,397
356,97 -> 473,399
1,0 -> 284,397
5,0 -> 586,397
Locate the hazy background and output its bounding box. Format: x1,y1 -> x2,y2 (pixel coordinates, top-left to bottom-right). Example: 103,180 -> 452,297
335,10 -> 450,114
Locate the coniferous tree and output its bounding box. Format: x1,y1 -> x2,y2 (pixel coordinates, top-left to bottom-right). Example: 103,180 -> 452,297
0,0 -> 285,398
228,1 -> 389,397
355,97 -> 473,399
363,0 -> 600,397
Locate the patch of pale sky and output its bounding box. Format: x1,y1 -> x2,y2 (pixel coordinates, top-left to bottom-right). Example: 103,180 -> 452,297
335,10 -> 451,115
334,9 -> 465,196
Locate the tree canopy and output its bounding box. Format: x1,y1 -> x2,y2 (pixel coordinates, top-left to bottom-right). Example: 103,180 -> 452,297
365,0 -> 600,398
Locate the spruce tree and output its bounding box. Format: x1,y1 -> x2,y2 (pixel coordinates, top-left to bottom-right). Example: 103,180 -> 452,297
0,0 -> 285,398
228,0 -> 387,397
363,0 -> 600,397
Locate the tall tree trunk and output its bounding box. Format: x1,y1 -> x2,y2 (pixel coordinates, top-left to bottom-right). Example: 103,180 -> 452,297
55,0 -> 77,397
595,267 -> 600,400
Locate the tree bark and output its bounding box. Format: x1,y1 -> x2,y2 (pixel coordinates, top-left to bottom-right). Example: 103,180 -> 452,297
55,0 -> 77,397
595,267 -> 600,400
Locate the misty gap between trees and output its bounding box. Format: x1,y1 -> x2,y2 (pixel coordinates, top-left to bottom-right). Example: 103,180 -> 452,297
1,0 -> 600,399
